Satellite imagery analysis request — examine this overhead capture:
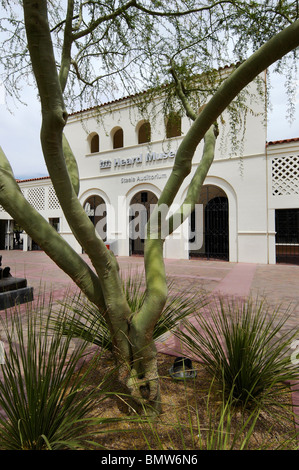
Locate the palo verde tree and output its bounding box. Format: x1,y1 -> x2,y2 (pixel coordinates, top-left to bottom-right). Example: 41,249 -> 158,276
0,1 -> 298,414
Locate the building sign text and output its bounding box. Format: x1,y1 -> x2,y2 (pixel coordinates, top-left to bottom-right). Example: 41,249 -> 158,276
100,151 -> 175,170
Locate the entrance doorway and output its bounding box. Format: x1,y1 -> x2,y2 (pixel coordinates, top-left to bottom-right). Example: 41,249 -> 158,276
0,221 -> 5,250
13,223 -> 24,250
129,190 -> 158,255
275,208 -> 299,265
83,195 -> 107,240
189,185 -> 229,261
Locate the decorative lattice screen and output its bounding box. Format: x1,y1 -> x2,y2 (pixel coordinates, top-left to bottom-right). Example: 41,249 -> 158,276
271,155 -> 299,196
48,186 -> 60,209
27,187 -> 45,210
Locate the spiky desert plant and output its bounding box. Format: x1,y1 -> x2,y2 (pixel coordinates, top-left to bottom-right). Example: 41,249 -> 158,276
0,294 -> 121,450
176,297 -> 299,407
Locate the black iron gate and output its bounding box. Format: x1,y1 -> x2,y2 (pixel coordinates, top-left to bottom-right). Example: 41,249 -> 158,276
275,209 -> 299,265
204,196 -> 229,260
189,194 -> 229,261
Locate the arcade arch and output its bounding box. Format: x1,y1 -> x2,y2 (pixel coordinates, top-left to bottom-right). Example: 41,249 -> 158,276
189,184 -> 229,261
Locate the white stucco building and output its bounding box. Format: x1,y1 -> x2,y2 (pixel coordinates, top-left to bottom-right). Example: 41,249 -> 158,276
0,73 -> 298,265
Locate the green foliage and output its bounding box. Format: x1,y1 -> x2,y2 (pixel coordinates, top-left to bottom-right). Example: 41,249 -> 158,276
1,1 -> 298,113
50,270 -> 208,351
177,297 -> 299,407
0,295 -> 120,450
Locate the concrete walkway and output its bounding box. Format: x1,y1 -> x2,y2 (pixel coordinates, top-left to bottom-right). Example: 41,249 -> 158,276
1,250 -> 299,345
157,260 -> 299,353
0,250 -> 299,429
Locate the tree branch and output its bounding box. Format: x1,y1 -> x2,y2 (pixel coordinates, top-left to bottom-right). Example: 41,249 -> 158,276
0,146 -> 104,309
134,0 -> 245,18
72,0 -> 137,40
63,133 -> 80,196
167,124 -> 218,235
23,0 -> 109,271
169,61 -> 198,121
59,0 -> 75,93
158,18 -> 299,212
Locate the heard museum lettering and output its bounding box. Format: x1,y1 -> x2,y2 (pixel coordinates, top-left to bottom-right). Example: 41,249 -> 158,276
99,151 -> 175,170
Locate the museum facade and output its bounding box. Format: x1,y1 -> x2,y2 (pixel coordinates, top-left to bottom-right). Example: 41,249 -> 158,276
0,75 -> 298,265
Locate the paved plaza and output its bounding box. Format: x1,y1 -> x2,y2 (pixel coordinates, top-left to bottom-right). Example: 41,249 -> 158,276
2,248 -> 299,355
2,249 -> 298,318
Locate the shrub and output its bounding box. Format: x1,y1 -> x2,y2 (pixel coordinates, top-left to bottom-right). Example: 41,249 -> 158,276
177,297 -> 299,407
0,295 -> 119,450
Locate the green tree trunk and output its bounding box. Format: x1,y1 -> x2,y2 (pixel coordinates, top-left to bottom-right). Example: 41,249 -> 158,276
0,1 -> 298,415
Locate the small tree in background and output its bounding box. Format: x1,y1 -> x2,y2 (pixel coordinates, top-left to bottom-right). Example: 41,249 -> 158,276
0,1 -> 298,414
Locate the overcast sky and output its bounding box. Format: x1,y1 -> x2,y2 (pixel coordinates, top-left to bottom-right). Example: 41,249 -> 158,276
0,71 -> 298,181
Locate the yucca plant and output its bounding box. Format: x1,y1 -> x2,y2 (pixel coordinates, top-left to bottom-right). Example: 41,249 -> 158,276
197,380 -> 298,450
176,296 -> 299,408
50,270 -> 208,351
0,294 -> 122,450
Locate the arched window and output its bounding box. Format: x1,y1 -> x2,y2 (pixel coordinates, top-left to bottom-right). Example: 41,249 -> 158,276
90,133 -> 99,153
138,121 -> 151,144
113,128 -> 124,149
166,112 -> 181,138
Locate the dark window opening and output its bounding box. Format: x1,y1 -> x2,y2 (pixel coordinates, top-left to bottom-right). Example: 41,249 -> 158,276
275,208 -> 299,264
166,112 -> 181,138
138,122 -> 151,144
90,134 -> 99,153
49,217 -> 60,232
113,128 -> 124,149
